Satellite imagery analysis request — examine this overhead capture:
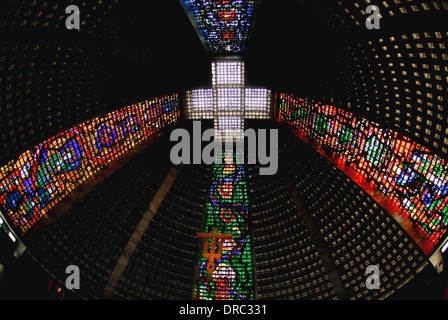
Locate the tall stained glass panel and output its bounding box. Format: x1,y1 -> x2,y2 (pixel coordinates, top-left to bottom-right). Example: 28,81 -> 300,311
279,93 -> 448,246
0,95 -> 180,233
196,151 -> 255,300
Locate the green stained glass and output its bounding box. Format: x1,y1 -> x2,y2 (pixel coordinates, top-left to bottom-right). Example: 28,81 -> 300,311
196,152 -> 255,300
314,114 -> 329,136
279,92 -> 448,245
337,125 -> 354,146
364,136 -> 387,166
296,108 -> 308,123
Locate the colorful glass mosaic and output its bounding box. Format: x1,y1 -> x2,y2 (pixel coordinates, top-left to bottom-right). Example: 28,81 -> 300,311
197,152 -> 255,300
279,93 -> 448,246
0,95 -> 180,234
181,0 -> 258,53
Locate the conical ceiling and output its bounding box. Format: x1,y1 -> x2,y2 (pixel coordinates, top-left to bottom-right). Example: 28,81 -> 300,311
1,0 -> 448,303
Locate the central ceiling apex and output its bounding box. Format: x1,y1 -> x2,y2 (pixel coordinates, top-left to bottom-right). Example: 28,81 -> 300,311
180,0 -> 260,54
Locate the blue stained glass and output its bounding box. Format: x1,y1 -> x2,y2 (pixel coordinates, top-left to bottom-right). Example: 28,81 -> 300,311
5,191 -> 23,211
95,125 -> 118,150
181,0 -> 258,53
396,166 -> 417,186
60,140 -> 84,172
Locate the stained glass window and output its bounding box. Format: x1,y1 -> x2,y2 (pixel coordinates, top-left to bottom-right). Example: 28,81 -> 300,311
279,93 -> 448,246
181,0 -> 259,54
0,95 -> 180,233
196,151 -> 255,300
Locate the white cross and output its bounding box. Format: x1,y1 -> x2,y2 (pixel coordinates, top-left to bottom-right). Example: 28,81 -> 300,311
185,56 -> 272,142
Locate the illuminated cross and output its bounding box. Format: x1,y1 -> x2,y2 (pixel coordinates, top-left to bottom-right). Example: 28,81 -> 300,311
197,228 -> 233,276
185,56 -> 272,142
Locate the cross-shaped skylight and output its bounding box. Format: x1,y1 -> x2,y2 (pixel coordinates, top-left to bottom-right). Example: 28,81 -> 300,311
185,56 -> 272,141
